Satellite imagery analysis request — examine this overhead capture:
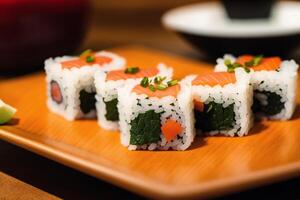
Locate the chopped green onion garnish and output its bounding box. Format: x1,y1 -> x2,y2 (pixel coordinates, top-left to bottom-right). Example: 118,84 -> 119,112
80,49 -> 92,57
154,76 -> 166,84
125,67 -> 140,74
140,77 -> 149,88
227,67 -> 235,73
233,63 -> 242,68
245,55 -> 263,67
224,59 -> 232,66
156,84 -> 168,90
253,55 -> 263,66
244,67 -> 250,73
86,55 -> 95,63
149,84 -> 156,92
167,79 -> 178,87
227,62 -> 243,73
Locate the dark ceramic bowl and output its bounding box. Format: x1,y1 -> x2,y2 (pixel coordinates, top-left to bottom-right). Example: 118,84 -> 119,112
222,0 -> 275,19
162,1 -> 300,59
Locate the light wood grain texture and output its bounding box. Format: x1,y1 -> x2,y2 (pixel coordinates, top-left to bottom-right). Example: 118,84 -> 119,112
0,172 -> 60,200
1,46 -> 300,199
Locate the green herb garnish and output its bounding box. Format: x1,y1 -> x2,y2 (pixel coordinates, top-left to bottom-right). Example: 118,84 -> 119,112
225,59 -> 251,73
225,59 -> 242,72
80,49 -> 92,57
140,77 -> 149,88
130,110 -> 162,145
125,67 -> 140,74
149,84 -> 156,92
167,79 -> 178,87
154,76 -> 166,84
244,67 -> 251,73
86,55 -> 95,63
156,83 -> 168,90
245,55 -> 263,67
224,59 -> 232,66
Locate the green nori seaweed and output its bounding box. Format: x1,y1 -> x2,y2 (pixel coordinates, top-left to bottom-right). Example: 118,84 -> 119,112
130,110 -> 161,145
79,90 -> 96,114
195,102 -> 235,132
252,90 -> 284,116
104,98 -> 119,121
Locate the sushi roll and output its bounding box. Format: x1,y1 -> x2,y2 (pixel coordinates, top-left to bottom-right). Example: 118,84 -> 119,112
215,55 -> 299,120
45,49 -> 126,120
183,68 -> 253,137
118,77 -> 195,150
94,63 -> 173,130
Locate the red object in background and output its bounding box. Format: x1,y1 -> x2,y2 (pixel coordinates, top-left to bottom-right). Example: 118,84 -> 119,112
0,0 -> 89,74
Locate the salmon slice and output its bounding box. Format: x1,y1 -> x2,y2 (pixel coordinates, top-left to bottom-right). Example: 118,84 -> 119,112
236,55 -> 253,65
236,55 -> 281,71
252,57 -> 281,71
106,68 -> 159,81
61,56 -> 112,69
192,72 -> 236,87
50,80 -> 63,104
132,84 -> 180,98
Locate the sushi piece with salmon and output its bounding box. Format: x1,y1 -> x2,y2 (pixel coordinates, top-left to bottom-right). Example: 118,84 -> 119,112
45,49 -> 126,120
183,68 -> 253,137
94,63 -> 173,130
215,54 -> 299,120
117,76 -> 195,150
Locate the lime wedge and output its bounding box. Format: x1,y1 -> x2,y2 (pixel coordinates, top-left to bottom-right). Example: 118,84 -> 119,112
0,99 -> 17,124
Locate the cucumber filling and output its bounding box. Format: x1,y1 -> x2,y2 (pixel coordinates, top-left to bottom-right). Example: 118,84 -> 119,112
79,90 -> 96,114
104,98 -> 119,121
252,90 -> 284,116
195,102 -> 235,132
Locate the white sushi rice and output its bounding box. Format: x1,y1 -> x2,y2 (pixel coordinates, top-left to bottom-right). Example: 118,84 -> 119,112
215,55 -> 299,120
45,51 -> 126,120
118,81 -> 195,150
94,63 -> 173,131
183,68 -> 253,137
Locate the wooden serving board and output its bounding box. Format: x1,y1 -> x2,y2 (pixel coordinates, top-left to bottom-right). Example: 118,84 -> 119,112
1,46 -> 300,199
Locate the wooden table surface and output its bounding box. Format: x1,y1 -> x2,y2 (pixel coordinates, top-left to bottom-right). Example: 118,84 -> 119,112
0,172 -> 60,200
1,2 -> 300,199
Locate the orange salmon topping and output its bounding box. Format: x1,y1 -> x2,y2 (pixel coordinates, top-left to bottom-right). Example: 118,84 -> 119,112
61,55 -> 112,69
236,55 -> 281,71
236,55 -> 253,65
194,99 -> 204,112
252,57 -> 281,71
106,67 -> 159,81
132,84 -> 180,98
192,72 -> 236,87
161,119 -> 183,142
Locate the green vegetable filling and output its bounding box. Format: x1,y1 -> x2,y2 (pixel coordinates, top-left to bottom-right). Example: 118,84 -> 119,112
79,90 -> 96,114
194,102 -> 235,132
252,90 -> 284,116
130,110 -> 162,145
104,98 -> 119,121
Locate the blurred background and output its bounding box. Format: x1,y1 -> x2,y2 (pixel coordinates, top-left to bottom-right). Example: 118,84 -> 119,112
2,0 -> 300,75
84,0 -> 201,55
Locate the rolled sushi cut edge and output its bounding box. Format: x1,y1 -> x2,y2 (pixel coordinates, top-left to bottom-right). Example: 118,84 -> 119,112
0,99 -> 17,124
